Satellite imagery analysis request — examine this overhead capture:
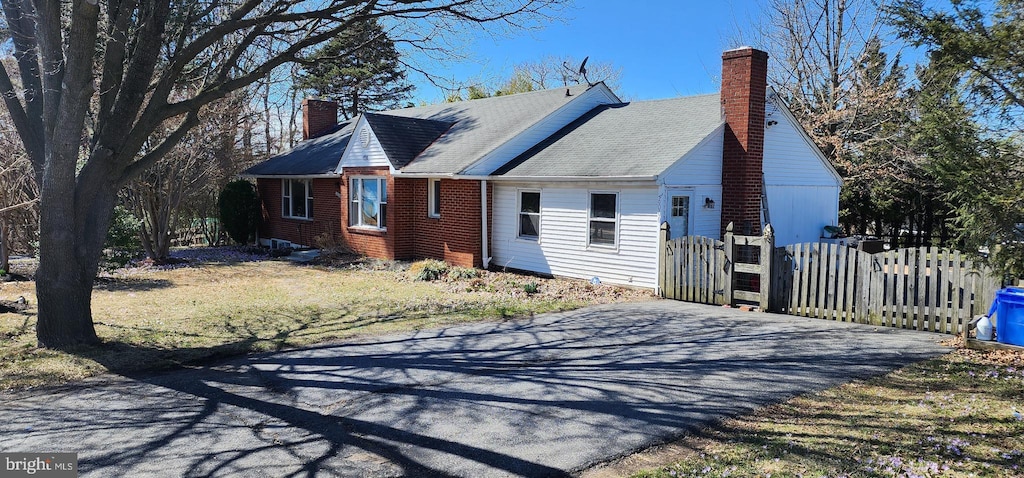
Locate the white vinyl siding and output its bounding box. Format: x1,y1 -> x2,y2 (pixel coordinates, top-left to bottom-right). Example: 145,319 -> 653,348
761,97 -> 841,244
655,125 -> 724,240
765,185 -> 840,246
492,183 -> 661,288
763,100 -> 841,187
658,123 -> 724,186
282,178 -> 313,219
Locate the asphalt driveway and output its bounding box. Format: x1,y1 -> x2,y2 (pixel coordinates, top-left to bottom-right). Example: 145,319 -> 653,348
0,300 -> 949,477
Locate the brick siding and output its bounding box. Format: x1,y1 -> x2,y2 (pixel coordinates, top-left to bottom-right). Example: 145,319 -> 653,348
257,178 -> 342,247
400,178 -> 490,268
337,169 -> 489,268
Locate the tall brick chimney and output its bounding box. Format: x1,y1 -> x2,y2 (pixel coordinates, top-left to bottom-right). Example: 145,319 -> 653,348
720,47 -> 769,237
302,98 -> 339,140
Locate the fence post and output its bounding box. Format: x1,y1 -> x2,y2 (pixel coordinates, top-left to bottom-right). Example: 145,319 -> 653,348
723,222 -> 735,306
658,222 -> 670,297
760,224 -> 774,311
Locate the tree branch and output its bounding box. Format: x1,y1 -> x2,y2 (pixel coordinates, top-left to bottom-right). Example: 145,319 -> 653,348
119,110 -> 200,184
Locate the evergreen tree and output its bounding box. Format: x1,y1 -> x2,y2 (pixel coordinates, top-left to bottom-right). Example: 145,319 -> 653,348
296,20 -> 414,119
890,0 -> 1024,277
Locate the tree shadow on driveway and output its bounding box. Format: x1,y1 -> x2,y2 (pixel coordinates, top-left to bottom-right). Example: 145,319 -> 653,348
2,301 -> 950,477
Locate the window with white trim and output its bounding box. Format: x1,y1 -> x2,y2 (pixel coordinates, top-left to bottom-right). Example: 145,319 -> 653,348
588,192 -> 617,247
518,190 -> 540,239
349,177 -> 387,228
428,179 -> 441,218
281,178 -> 313,219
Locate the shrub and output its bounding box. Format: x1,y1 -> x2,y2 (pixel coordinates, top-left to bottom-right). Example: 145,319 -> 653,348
105,205 -> 141,252
523,282 -> 539,294
313,232 -> 352,259
449,267 -> 481,280
218,180 -> 261,245
409,259 -> 449,281
102,205 -> 142,270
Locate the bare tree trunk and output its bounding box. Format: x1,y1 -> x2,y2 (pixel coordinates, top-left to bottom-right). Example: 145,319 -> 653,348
0,220 -> 8,274
139,220 -> 156,260
35,178 -> 111,348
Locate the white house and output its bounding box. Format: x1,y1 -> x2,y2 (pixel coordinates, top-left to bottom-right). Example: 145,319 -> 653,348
243,47 -> 841,289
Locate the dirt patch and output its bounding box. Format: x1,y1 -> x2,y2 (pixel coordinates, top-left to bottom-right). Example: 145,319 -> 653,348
438,271 -> 654,304
315,256 -> 655,304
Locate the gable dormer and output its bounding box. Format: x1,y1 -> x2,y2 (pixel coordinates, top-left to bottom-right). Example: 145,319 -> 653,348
338,113 -> 452,173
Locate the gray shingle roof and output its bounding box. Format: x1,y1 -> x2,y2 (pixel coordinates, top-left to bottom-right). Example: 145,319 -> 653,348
389,84 -> 592,174
243,84 -> 592,176
493,94 -> 724,177
241,121 -> 353,176
363,113 -> 453,169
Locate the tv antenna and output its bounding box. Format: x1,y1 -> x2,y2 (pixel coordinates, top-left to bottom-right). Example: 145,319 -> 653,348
561,56 -> 593,87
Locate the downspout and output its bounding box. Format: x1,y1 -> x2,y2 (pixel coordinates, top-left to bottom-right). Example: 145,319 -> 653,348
481,179 -> 491,268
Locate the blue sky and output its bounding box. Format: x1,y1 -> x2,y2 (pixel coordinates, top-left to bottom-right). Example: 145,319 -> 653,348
408,0 -> 761,103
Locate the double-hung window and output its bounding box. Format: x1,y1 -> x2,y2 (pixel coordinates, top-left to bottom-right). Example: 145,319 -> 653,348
518,190 -> 541,239
428,179 -> 441,218
282,179 -> 313,219
588,192 -> 617,247
349,177 -> 387,229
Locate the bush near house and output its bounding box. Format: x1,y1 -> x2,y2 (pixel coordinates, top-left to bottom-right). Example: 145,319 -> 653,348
218,180 -> 261,245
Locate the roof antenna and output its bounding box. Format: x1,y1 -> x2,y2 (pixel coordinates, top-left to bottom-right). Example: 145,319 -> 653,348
577,56 -> 592,86
561,56 -> 593,89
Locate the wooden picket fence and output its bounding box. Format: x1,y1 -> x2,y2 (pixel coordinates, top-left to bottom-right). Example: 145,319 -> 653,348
659,222 -> 1002,335
773,243 -> 1000,333
659,232 -> 728,305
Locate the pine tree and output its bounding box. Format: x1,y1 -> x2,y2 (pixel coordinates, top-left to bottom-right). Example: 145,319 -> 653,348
891,0 -> 1024,277
296,20 -> 414,119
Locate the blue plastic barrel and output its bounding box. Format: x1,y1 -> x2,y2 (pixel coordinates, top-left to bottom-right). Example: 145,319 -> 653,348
991,288 -> 1024,347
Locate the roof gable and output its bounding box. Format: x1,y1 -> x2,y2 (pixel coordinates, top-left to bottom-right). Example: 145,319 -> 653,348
765,90 -> 842,185
363,113 -> 453,169
249,84 -> 603,177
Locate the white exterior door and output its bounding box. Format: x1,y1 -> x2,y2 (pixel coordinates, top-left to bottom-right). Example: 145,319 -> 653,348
667,194 -> 691,239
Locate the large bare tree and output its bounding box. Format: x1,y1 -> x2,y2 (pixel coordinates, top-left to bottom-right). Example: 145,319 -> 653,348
0,0 -> 566,348
0,122 -> 37,274
746,0 -> 932,240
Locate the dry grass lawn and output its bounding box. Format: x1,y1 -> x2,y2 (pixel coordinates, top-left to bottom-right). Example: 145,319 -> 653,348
0,255 -> 652,392
582,346 -> 1024,478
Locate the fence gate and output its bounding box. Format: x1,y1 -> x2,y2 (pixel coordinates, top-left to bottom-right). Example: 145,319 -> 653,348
658,223 -> 728,305
659,222 -> 774,308
723,223 -> 774,309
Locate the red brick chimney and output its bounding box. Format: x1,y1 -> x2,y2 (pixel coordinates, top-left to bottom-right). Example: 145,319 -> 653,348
302,98 -> 339,140
720,47 -> 769,237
